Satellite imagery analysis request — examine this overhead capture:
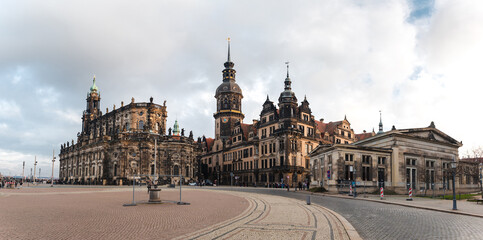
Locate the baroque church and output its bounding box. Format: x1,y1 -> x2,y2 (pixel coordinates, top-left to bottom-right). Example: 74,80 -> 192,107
59,77 -> 201,185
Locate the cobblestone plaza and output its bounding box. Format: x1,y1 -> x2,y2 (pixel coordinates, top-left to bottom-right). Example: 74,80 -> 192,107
0,185 -> 357,240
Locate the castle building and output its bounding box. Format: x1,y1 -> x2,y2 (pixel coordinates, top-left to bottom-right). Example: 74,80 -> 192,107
200,41 -> 349,187
59,77 -> 201,185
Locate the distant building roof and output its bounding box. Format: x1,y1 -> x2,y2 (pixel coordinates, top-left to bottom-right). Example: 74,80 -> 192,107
355,132 -> 374,141
205,138 -> 214,152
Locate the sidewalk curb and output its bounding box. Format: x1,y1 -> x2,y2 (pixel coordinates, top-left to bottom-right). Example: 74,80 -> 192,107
315,204 -> 362,240
303,191 -> 483,219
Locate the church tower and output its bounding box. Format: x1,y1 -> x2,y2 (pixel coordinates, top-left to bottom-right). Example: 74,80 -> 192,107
82,76 -> 101,133
214,39 -> 244,140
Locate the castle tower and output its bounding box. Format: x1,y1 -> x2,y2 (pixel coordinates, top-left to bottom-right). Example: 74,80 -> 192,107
214,38 -> 244,139
278,63 -> 298,120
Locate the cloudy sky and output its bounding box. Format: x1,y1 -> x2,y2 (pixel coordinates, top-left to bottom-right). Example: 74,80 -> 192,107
1,0 -> 482,178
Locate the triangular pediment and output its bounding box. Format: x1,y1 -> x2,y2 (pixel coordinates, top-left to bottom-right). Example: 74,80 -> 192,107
399,128 -> 461,146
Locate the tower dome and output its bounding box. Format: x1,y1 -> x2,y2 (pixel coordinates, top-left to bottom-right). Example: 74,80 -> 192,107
215,38 -> 243,98
90,75 -> 98,93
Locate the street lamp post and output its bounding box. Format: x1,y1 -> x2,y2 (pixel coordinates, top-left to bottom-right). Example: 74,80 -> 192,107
33,156 -> 37,184
479,163 -> 482,199
154,137 -> 157,183
22,161 -> 25,182
51,149 -> 56,187
328,163 -> 332,192
451,159 -> 457,210
354,161 -> 357,198
294,172 -> 298,191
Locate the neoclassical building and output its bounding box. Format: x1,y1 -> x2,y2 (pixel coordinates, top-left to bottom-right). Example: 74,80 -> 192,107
59,78 -> 201,185
309,121 -> 478,194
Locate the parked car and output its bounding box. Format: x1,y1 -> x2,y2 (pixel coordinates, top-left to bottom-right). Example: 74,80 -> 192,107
188,182 -> 197,186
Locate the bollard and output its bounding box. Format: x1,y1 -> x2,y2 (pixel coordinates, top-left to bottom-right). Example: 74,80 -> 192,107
349,184 -> 353,196
306,195 -> 311,205
380,187 -> 384,200
406,187 -> 413,201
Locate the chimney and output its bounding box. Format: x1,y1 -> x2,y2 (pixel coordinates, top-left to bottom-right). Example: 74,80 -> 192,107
106,108 -> 109,113
363,130 -> 366,133
113,104 -> 116,110
319,118 -> 324,123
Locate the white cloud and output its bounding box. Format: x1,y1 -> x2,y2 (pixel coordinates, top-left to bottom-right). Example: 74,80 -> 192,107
0,100 -> 21,119
0,0 -> 482,176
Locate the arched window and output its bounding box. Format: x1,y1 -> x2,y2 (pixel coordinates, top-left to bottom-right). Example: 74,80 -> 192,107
185,166 -> 190,177
139,120 -> 144,130
173,165 -> 179,176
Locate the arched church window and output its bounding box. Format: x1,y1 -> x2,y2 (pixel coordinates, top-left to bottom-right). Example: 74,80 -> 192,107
173,165 -> 179,176
224,99 -> 228,108
185,166 -> 190,177
139,120 -> 144,130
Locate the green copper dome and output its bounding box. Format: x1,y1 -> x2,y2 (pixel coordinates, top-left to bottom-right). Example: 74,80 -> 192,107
173,120 -> 180,136
90,75 -> 98,93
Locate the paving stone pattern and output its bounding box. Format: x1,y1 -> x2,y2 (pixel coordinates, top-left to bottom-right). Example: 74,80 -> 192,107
175,191 -> 353,240
0,187 -> 248,240
210,187 -> 483,240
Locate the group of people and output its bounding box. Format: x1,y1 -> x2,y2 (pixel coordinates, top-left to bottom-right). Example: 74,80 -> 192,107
0,178 -> 22,189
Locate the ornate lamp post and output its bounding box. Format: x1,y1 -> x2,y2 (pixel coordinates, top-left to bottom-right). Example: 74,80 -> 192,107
451,159 -> 457,210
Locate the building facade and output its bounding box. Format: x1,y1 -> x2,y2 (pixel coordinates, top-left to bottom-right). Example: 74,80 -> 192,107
59,78 -> 201,185
309,122 -> 480,194
200,42 -> 349,187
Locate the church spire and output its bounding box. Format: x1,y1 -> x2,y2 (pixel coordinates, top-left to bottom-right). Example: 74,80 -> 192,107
173,120 -> 180,136
223,38 -> 234,70
227,37 -> 231,62
90,75 -> 98,93
378,110 -> 383,134
284,62 -> 291,91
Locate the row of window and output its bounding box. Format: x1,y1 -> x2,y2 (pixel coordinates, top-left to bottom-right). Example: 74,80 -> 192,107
261,142 -> 277,155
339,130 -> 352,138
344,154 -> 387,165
223,148 -> 254,162
261,114 -> 275,123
